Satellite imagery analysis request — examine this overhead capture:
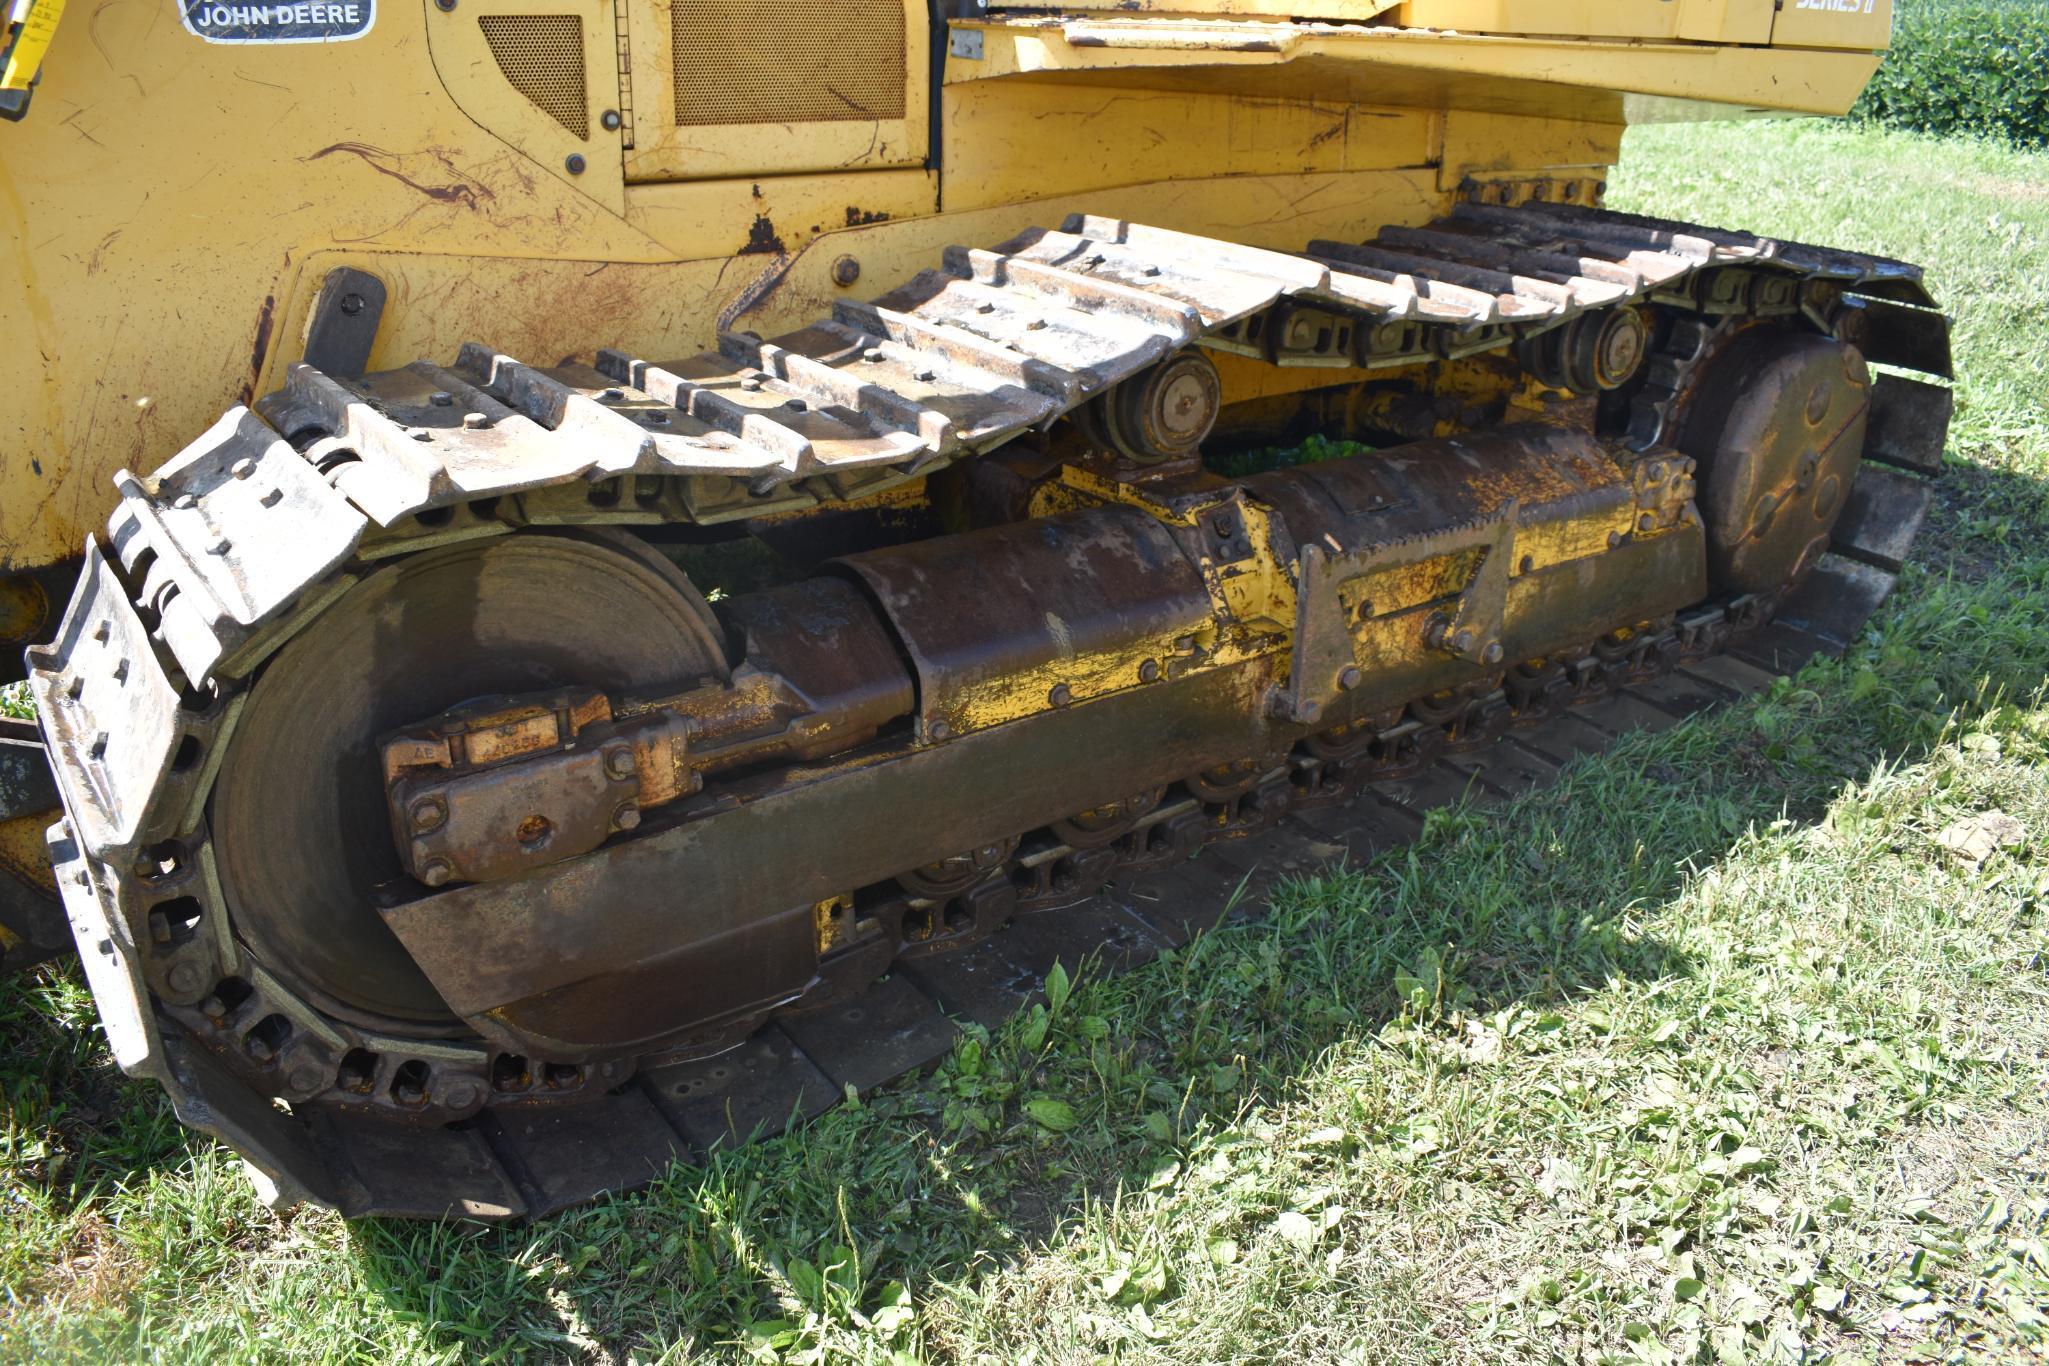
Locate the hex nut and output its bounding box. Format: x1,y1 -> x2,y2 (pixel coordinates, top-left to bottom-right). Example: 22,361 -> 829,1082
410,796 -> 447,833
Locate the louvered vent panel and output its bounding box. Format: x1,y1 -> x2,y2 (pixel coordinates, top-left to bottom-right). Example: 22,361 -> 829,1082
670,0 -> 905,127
480,15 -> 590,140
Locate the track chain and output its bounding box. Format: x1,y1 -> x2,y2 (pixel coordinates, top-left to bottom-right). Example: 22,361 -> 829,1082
26,202 -> 1949,1218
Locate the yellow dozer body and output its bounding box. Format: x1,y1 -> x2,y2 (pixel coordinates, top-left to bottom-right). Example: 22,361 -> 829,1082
0,0 -> 1952,1218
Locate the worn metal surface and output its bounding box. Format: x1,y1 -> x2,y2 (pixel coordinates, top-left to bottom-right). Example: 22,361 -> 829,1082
1676,330 -> 1871,595
24,203 -> 1951,1219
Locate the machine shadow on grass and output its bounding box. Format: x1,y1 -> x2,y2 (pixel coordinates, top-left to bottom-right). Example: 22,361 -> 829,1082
3,453 -> 2043,1356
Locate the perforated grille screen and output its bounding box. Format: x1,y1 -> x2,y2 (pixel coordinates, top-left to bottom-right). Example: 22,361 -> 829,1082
669,0 -> 905,128
479,15 -> 590,140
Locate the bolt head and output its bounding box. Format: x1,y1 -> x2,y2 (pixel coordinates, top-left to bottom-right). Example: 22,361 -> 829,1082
420,858 -> 453,887
1453,628 -> 1475,653
338,292 -> 365,316
230,457 -> 257,480
1138,658 -> 1160,684
1482,641 -> 1505,665
564,153 -> 587,176
287,1066 -> 324,1095
605,748 -> 637,779
614,804 -> 641,831
831,255 -> 862,287
1337,665 -> 1363,691
1048,683 -> 1073,707
601,109 -> 623,132
462,411 -> 488,430
410,796 -> 447,832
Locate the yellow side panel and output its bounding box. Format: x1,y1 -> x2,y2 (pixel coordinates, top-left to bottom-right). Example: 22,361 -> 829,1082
1773,0 -> 1893,51
426,0 -> 624,214
1394,0 -> 1773,44
1438,109 -> 1621,191
625,169 -> 939,260
1039,0 -> 1401,15
622,0 -> 929,181
953,21 -> 1882,120
941,79 -> 1436,214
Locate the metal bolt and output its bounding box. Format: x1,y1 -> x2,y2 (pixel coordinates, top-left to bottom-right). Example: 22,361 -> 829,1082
739,375 -> 764,392
462,411 -> 489,429
230,457 -> 256,479
287,1066 -> 323,1094
605,748 -> 637,779
420,858 -> 454,887
1138,659 -> 1160,683
173,493 -> 198,510
831,255 -> 862,288
444,1082 -> 480,1110
1048,683 -> 1073,707
206,536 -> 232,556
166,961 -> 203,995
601,109 -> 622,132
1607,530 -> 1624,548
1519,555 -> 1535,574
410,796 -> 446,832
614,804 -> 641,831
1482,641 -> 1505,665
1337,665 -> 1363,691
338,292 -> 365,316
434,0 -> 454,9
1638,513 -> 1657,532
565,153 -> 586,175
429,390 -> 453,406
927,719 -> 952,742
1453,628 -> 1475,653
1297,699 -> 1323,724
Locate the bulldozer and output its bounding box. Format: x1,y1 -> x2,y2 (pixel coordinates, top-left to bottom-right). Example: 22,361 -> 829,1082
0,0 -> 1953,1219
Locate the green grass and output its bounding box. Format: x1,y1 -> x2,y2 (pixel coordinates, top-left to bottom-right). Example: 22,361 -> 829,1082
5,118 -> 2049,1363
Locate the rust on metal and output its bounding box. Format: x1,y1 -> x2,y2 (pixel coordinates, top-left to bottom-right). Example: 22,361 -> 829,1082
21,202 -> 1953,1222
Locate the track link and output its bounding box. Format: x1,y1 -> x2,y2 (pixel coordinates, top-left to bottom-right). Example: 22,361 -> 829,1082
26,201 -> 1951,1219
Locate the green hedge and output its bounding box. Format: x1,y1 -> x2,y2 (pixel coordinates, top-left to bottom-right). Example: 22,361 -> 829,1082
1851,0 -> 2049,147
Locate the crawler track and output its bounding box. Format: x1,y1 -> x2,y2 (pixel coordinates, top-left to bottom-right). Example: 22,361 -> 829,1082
28,200 -> 1951,1219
